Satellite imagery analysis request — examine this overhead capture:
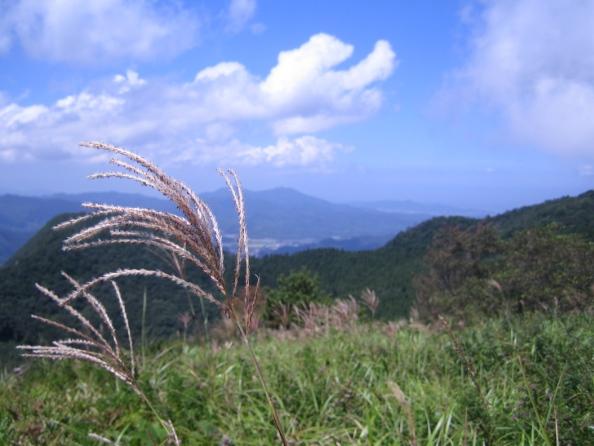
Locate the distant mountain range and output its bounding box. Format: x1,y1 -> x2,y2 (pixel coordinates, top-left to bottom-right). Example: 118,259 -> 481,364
0,188 -> 478,263
349,199 -> 488,217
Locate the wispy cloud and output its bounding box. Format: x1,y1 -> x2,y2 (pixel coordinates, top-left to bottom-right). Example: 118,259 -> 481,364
225,0 -> 257,33
0,34 -> 396,167
578,164 -> 594,177
182,135 -> 350,167
442,0 -> 594,155
0,0 -> 199,64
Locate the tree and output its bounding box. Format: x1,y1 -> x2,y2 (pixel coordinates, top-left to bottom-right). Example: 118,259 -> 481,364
413,223 -> 503,321
413,222 -> 594,322
499,224 -> 594,313
264,268 -> 330,327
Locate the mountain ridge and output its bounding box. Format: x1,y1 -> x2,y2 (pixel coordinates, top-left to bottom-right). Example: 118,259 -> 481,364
0,188 -> 441,262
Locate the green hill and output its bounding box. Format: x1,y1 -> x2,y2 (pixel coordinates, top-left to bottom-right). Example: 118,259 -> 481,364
489,189 -> 594,237
1,189 -> 593,346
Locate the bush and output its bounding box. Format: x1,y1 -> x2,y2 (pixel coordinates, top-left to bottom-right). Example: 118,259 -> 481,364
264,268 -> 330,327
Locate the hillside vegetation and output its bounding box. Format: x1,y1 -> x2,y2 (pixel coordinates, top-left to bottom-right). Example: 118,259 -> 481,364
1,190 -> 594,348
1,314 -> 591,445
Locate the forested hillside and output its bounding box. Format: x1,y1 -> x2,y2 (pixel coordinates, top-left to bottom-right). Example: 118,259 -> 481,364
1,189 -> 593,346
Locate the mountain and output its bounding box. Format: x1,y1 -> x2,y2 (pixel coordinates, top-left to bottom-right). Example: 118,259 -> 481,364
202,187 -> 429,240
0,195 -> 76,230
0,189 -> 430,262
1,189 -> 593,347
489,190 -> 594,238
350,199 -> 488,217
0,193 -> 172,264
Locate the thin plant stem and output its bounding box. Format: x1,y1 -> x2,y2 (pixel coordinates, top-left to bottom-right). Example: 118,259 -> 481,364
198,296 -> 210,343
185,290 -> 196,317
133,384 -> 179,445
440,316 -> 494,445
517,355 -> 553,446
179,265 -> 209,343
141,287 -> 147,370
230,307 -> 289,446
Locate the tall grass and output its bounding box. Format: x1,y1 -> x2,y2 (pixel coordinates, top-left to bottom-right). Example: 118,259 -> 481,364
2,314 -> 591,444
16,142 -> 287,444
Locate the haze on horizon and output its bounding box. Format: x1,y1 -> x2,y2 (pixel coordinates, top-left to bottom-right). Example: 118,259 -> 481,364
1,0 -> 593,214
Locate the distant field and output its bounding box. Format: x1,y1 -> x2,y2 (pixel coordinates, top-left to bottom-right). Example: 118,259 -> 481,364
1,314 -> 591,445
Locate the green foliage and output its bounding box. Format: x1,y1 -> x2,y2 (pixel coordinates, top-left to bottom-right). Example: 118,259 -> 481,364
414,223 -> 594,321
490,189 -> 594,239
255,216 -> 473,323
264,269 -> 330,326
0,213 -> 221,349
0,315 -> 591,445
498,225 -> 594,313
3,188 -> 594,348
268,269 -> 329,307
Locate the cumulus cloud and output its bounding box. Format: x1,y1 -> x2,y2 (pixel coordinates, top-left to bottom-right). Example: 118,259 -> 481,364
225,0 -> 257,33
238,136 -> 347,166
447,0 -> 594,155
175,135 -> 347,167
0,34 -> 396,166
0,0 -> 199,64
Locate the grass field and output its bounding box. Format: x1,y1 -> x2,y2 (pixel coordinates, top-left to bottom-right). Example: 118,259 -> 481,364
1,313 -> 592,445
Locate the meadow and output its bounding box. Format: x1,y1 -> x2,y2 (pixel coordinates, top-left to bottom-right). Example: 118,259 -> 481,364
1,313 -> 592,445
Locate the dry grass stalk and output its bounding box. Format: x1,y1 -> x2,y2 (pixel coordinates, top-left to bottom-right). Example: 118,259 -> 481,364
360,288 -> 379,316
293,297 -> 360,334
383,320 -> 405,337
54,142 -> 259,330
387,380 -> 417,446
273,303 -> 291,330
88,432 -> 119,445
27,142 -> 286,445
18,277 -> 180,444
178,312 -> 192,343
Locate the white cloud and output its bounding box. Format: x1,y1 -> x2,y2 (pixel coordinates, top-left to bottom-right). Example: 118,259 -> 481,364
447,0 -> 594,155
0,148 -> 17,162
195,62 -> 248,82
225,0 -> 257,33
260,35 -> 396,133
56,93 -> 123,114
0,103 -> 48,127
114,70 -> 147,93
174,135 -> 347,167
0,34 -> 396,166
578,164 -> 594,177
238,136 -> 347,167
262,37 -> 393,105
0,0 -> 199,64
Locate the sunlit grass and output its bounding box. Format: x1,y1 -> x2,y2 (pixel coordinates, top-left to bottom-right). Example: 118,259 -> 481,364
1,313 -> 591,445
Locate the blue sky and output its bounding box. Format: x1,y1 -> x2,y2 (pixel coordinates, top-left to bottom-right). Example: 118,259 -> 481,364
1,0 -> 593,212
